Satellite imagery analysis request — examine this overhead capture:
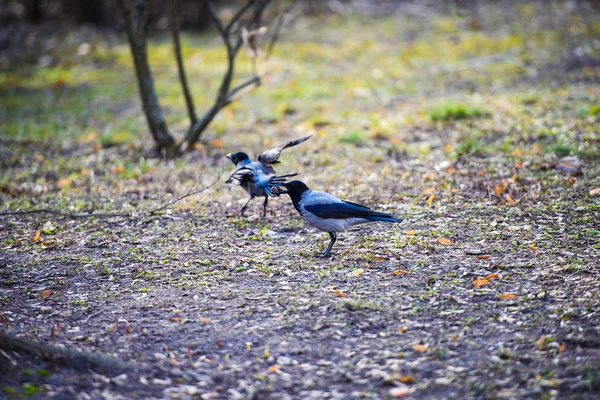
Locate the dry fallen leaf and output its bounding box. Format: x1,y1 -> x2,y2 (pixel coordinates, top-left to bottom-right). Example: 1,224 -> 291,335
392,269 -> 409,275
200,318 -> 210,323
425,194 -> 436,205
399,376 -> 415,384
332,290 -> 346,297
397,327 -> 407,334
444,166 -> 456,174
515,160 -> 524,169
476,255 -> 490,259
268,364 -> 279,373
347,268 -> 364,277
210,139 -> 223,148
498,293 -> 516,300
485,273 -> 499,280
537,335 -> 546,350
590,188 -> 600,196
412,344 -> 428,352
423,186 -> 435,194
505,193 -> 516,206
110,165 -> 124,174
402,230 -> 416,235
437,237 -> 453,245
39,289 -> 53,298
422,172 -> 436,181
56,178 -> 72,187
528,244 -> 539,254
32,230 -> 41,242
558,344 -> 566,353
472,276 -> 490,288
492,180 -> 508,196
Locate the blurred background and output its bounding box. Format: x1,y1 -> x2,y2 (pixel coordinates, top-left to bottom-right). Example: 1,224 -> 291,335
1,0 -> 599,211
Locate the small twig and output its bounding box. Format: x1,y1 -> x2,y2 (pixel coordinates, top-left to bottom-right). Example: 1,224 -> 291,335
147,168 -> 223,214
0,170 -> 222,219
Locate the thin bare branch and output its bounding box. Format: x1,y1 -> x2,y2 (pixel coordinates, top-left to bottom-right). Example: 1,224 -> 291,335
266,0 -> 297,61
226,76 -> 261,104
169,0 -> 197,124
206,0 -> 228,45
225,0 -> 255,34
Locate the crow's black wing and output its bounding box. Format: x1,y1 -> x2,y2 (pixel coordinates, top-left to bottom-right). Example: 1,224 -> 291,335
225,166 -> 255,185
305,200 -> 386,219
257,135 -> 312,165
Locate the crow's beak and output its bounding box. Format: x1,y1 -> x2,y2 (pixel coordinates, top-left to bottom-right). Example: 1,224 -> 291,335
226,153 -> 233,160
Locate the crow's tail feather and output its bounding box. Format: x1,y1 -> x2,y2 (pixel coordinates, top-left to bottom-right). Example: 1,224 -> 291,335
365,215 -> 403,223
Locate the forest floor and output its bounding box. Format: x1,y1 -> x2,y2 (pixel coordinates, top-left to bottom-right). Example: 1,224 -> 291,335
1,2 -> 600,399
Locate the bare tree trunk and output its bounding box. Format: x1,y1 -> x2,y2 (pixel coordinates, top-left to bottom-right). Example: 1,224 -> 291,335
117,0 -> 175,151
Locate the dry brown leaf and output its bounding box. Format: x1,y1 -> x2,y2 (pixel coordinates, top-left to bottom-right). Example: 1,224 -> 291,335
169,317 -> 181,323
476,255 -> 490,259
511,173 -> 519,183
451,335 -> 459,342
34,154 -> 45,162
347,268 -> 364,277
423,186 -> 436,195
210,139 -> 223,148
110,165 -> 124,174
444,166 -> 456,174
505,193 -> 516,206
422,172 -> 436,181
402,230 -> 416,235
528,244 -> 538,254
39,289 -> 52,298
437,237 -> 453,245
492,180 -> 508,196
32,230 -> 41,242
200,318 -> 210,323
515,160 -> 524,169
537,335 -> 546,350
558,344 -> 566,353
512,148 -> 524,156
485,273 -> 499,280
472,276 -> 490,288
332,290 -> 346,297
399,376 -> 415,384
57,178 -> 72,187
412,344 -> 428,352
268,364 -> 279,373
397,327 -> 407,334
590,188 -> 600,196
392,269 -> 409,275
498,293 -> 516,300
425,194 -> 436,205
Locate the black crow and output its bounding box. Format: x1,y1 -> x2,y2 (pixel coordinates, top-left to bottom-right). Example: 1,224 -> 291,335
225,135 -> 311,217
277,180 -> 402,256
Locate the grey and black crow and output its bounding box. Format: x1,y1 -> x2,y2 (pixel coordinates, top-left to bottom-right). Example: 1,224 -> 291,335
277,180 -> 402,256
225,135 -> 312,217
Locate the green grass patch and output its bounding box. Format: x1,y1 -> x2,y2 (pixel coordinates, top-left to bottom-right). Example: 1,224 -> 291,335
428,103 -> 486,121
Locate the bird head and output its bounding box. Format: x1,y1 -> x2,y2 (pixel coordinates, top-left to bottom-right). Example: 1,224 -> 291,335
277,180 -> 310,198
226,152 -> 250,166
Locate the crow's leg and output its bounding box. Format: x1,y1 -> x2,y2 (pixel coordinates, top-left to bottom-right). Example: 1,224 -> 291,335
320,232 -> 337,257
261,196 -> 269,219
238,196 -> 254,216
